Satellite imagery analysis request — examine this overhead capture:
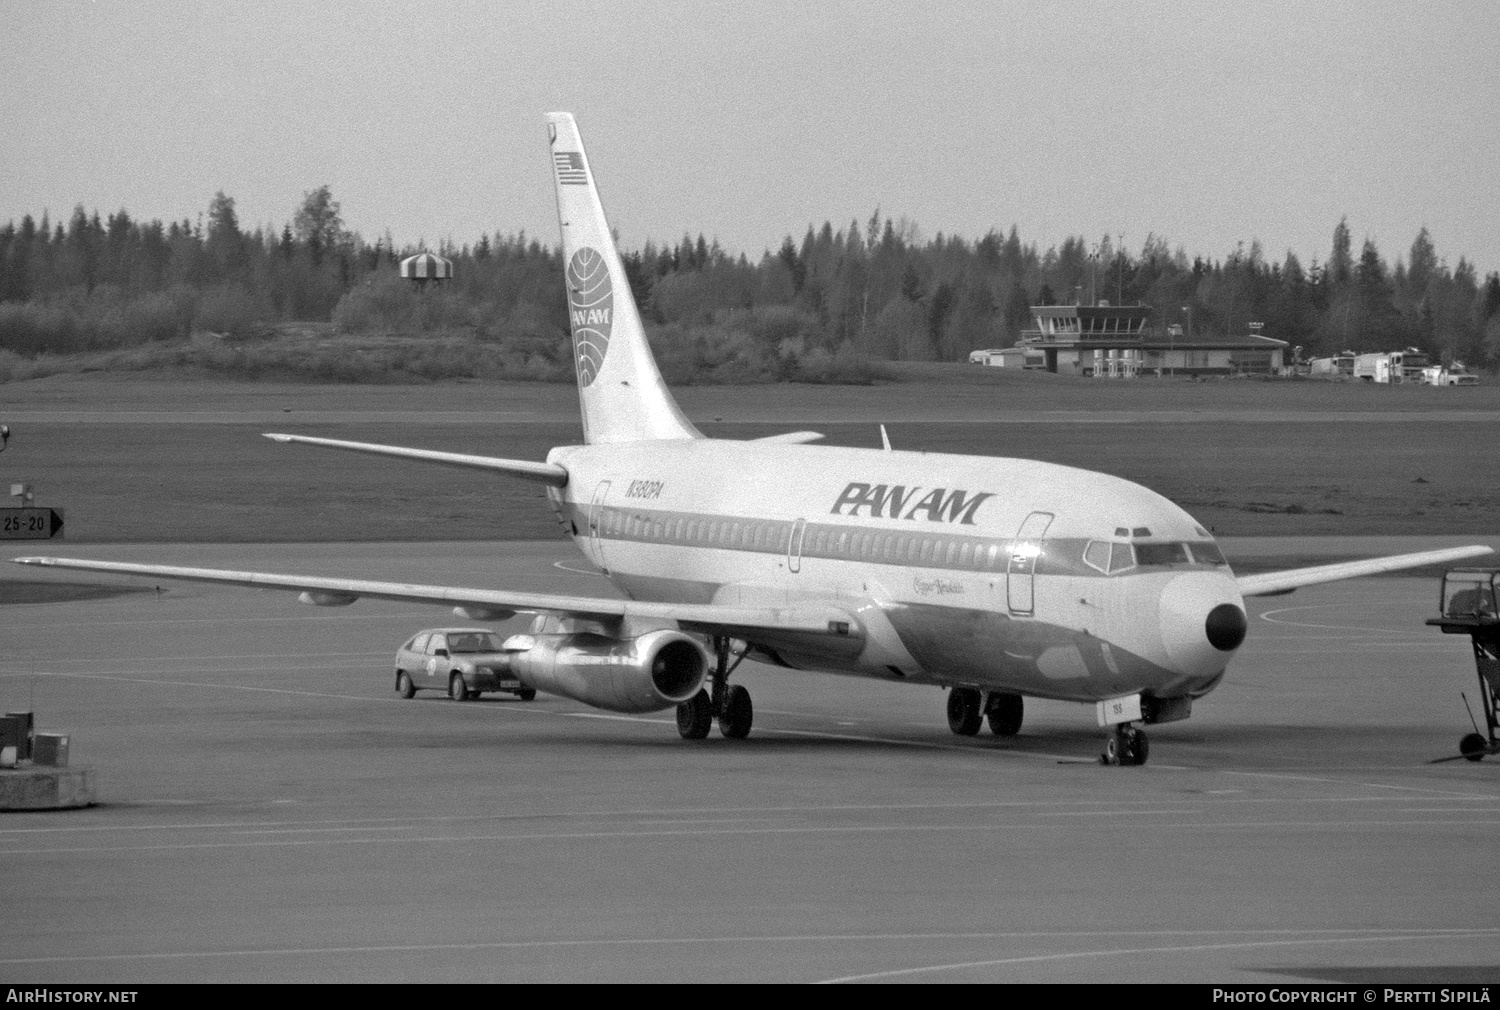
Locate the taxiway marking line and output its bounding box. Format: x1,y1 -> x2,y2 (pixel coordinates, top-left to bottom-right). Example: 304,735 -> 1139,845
551,560 -> 608,577
4,792 -> 1484,837
818,931 -> 1500,983
13,666 -> 1067,765
4,818 -> 1497,857
1258,598 -> 1431,634
1225,770 -> 1500,801
0,669 -> 1100,763
3,927 -> 1495,968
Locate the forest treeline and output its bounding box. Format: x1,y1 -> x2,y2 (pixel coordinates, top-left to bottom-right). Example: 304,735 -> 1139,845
2,187 -> 1498,383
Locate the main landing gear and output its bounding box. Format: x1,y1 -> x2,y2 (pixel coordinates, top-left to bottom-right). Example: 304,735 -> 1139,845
946,688 -> 1024,737
1100,723 -> 1149,766
677,636 -> 753,740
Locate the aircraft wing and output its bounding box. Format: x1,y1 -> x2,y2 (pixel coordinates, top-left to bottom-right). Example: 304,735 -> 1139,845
263,434 -> 569,487
1235,545 -> 1493,597
9,557 -> 856,637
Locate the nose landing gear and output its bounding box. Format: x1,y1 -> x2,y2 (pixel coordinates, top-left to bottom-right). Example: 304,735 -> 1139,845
1100,723 -> 1149,766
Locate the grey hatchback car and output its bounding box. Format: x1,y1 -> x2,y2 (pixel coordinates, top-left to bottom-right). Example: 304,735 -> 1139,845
394,628 -> 537,702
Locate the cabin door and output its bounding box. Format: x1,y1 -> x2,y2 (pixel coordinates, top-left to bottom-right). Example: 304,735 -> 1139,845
1006,511 -> 1054,615
588,480 -> 612,573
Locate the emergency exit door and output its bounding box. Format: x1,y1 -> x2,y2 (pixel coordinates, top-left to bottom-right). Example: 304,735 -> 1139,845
1007,511 -> 1054,614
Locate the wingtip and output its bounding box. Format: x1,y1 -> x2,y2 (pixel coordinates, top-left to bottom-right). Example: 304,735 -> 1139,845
11,557 -> 48,566
263,433 -> 293,442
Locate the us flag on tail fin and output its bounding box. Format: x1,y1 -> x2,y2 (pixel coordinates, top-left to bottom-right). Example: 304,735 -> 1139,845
554,151 -> 588,185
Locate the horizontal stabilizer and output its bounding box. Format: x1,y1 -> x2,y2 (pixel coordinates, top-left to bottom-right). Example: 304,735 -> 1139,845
263,433 -> 568,486
1235,545 -> 1494,597
11,556 -> 858,639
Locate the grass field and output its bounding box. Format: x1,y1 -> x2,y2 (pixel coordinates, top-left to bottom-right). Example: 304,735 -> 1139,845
3,372 -> 1498,544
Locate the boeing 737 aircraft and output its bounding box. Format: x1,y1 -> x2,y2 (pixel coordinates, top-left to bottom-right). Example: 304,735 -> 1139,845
15,113 -> 1492,765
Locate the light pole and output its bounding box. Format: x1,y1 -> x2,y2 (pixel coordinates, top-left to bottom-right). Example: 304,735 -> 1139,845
1117,233 -> 1124,305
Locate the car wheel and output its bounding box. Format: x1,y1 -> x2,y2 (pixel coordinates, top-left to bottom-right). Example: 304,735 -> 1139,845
396,672 -> 416,699
449,673 -> 469,702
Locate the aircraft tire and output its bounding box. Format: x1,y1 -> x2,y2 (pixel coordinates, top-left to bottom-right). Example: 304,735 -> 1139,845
946,687 -> 983,736
718,685 -> 753,739
1460,732 -> 1488,762
396,672 -> 416,699
1100,735 -> 1119,765
449,673 -> 469,702
516,687 -> 537,702
677,689 -> 712,739
985,692 -> 1024,736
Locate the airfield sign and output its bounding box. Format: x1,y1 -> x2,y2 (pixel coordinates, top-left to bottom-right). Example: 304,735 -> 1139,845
1,508 -> 64,539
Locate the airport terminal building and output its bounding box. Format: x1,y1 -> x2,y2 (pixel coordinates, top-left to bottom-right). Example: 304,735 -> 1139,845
1012,303 -> 1288,378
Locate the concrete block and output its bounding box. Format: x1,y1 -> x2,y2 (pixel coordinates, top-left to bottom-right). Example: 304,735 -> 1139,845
0,767 -> 95,810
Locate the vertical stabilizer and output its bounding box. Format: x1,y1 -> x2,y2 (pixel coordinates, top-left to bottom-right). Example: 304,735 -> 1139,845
547,113 -> 701,444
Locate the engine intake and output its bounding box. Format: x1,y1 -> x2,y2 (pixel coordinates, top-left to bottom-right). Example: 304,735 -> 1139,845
504,629 -> 708,713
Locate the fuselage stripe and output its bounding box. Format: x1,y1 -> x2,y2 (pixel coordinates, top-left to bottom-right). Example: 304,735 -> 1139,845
583,505 -> 1225,580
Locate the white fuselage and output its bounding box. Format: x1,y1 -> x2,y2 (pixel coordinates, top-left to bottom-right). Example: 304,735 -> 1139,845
546,438 -> 1245,704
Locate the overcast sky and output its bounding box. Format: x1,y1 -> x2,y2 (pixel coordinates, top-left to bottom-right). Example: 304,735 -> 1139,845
6,0 -> 1498,274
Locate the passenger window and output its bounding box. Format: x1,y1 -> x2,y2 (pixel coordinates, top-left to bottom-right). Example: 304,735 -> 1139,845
1108,543 -> 1135,573
945,540 -> 958,566
409,633 -> 430,653
1083,541 -> 1110,573
920,538 -> 935,563
986,544 -> 1000,569
426,635 -> 447,655
959,542 -> 973,567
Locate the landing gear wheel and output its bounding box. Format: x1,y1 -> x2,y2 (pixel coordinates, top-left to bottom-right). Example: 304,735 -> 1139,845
718,684 -> 753,739
677,689 -> 713,740
1460,732 -> 1488,762
946,687 -> 983,736
396,672 -> 415,699
1101,724 -> 1148,766
985,692 -> 1024,736
515,687 -> 537,702
449,673 -> 469,702
1101,736 -> 1119,765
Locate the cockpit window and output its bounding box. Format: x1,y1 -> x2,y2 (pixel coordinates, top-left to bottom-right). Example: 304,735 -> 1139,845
1188,542 -> 1227,566
1091,539 -> 1226,574
1134,542 -> 1192,566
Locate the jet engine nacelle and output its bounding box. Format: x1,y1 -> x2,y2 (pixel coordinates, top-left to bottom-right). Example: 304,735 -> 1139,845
504,629 -> 708,714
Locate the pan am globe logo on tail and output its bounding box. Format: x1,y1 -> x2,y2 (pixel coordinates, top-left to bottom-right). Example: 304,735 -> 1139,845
566,247 -> 613,386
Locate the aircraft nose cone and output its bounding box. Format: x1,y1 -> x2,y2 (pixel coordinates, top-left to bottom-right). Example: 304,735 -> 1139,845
1205,602 -> 1247,651
1158,572 -> 1246,678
